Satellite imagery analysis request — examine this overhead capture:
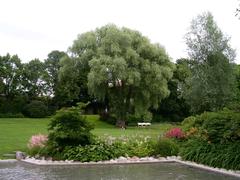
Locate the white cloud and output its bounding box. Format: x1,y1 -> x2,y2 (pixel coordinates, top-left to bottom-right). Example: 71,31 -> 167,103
0,0 -> 239,63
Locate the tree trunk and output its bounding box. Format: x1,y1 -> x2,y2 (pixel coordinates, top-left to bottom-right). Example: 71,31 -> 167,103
116,119 -> 126,129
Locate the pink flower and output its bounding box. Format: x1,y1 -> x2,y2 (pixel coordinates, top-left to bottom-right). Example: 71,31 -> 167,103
28,134 -> 48,149
165,127 -> 185,139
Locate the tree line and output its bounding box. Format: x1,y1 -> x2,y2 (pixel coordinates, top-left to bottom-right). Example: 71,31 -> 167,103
0,12 -> 239,125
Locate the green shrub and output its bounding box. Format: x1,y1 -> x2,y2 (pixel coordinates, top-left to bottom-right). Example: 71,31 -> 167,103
182,110 -> 240,143
0,113 -> 24,118
181,116 -> 197,131
180,110 -> 240,170
201,111 -> 240,143
27,146 -> 49,158
180,138 -> 240,170
102,135 -> 156,157
122,139 -> 156,157
62,136 -> 157,162
23,101 -> 48,118
126,114 -> 139,126
0,96 -> 27,114
63,142 -> 117,162
181,115 -> 205,132
47,109 -> 94,152
154,138 -> 179,157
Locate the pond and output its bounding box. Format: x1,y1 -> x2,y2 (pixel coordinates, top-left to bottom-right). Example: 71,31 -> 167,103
0,161 -> 239,180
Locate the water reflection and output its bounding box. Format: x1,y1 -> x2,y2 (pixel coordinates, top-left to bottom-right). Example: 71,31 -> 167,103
0,162 -> 238,180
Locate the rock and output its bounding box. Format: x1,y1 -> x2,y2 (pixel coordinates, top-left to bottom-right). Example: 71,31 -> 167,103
117,157 -> 128,163
118,156 -> 127,161
158,157 -> 167,161
166,156 -> 174,160
16,151 -> 25,160
110,159 -> 117,163
130,156 -> 139,161
46,157 -> 53,161
140,157 -> 148,161
148,157 -> 155,161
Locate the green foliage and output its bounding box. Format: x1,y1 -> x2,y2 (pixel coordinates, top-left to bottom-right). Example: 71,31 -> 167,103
201,111 -> 240,143
43,51 -> 67,109
182,110 -> 240,144
0,54 -> 23,98
27,146 -> 49,157
63,142 -> 117,162
99,111 -> 116,125
182,116 -> 199,131
155,58 -> 191,122
115,137 -> 156,157
185,12 -> 235,62
180,139 -> 240,170
62,136 -> 156,161
0,53 -> 65,116
183,12 -> 236,113
154,138 -> 179,157
47,107 -> 94,152
0,113 -> 24,118
23,101 -> 48,118
181,110 -> 240,170
126,114 -> 139,125
58,53 -> 91,104
22,59 -> 46,98
60,24 -> 174,124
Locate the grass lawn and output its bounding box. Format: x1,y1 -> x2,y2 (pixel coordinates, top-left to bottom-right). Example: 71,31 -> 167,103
0,115 -> 176,159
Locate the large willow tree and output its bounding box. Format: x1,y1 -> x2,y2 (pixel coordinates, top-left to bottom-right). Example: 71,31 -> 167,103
61,24 -> 174,126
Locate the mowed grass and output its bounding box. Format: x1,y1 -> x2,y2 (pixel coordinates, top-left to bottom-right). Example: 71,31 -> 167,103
0,115 -> 176,158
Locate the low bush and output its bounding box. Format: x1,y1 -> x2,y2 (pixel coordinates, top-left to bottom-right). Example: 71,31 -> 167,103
23,101 -> 48,118
63,142 -> 117,162
0,113 -> 24,118
103,135 -> 156,157
181,116 -> 197,131
154,138 -> 179,157
180,138 -> 240,170
122,138 -> 156,157
126,114 -> 139,126
182,110 -> 240,144
180,110 -> 240,170
201,111 -> 240,143
165,127 -> 185,139
62,136 -> 157,162
47,108 -> 94,153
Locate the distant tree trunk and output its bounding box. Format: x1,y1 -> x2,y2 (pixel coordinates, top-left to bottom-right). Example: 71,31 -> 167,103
116,119 -> 126,128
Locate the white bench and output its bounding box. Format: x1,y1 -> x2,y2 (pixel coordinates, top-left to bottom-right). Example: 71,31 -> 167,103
137,122 -> 151,127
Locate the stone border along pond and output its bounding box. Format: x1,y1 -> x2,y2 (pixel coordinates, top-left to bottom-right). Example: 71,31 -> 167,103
6,155 -> 238,178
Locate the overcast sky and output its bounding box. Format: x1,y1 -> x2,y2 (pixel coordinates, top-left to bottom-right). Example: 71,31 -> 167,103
0,0 -> 240,63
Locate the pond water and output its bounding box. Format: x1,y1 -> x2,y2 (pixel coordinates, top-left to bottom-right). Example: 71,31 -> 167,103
0,161 -> 239,180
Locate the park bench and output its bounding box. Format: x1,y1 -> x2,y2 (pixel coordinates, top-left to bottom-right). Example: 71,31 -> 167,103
137,122 -> 151,127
